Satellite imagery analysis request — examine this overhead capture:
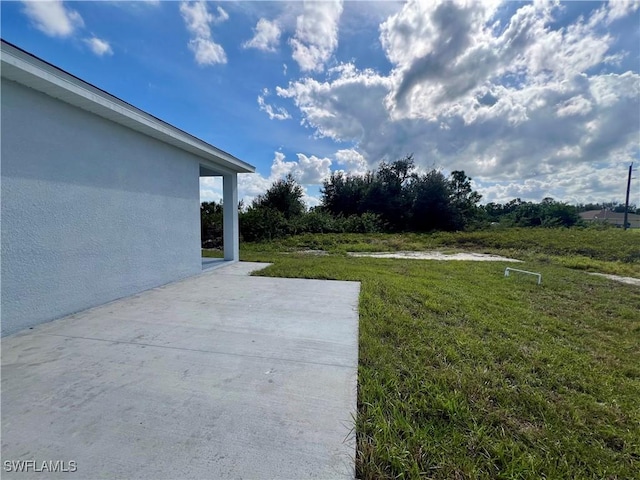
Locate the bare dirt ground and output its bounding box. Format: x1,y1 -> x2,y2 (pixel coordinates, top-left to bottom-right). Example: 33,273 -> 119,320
587,272 -> 640,287
347,251 -> 522,262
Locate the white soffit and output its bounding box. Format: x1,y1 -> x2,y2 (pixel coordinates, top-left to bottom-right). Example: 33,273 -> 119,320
1,41 -> 255,175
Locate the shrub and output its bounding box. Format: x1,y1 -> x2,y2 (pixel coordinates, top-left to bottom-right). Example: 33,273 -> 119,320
239,207 -> 289,242
343,212 -> 383,233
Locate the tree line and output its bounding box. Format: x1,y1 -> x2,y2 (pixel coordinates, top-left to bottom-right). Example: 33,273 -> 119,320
201,155 -> 617,244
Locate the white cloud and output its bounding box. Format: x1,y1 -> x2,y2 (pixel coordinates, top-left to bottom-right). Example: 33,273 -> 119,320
243,18 -> 281,52
201,151 -> 333,207
84,37 -> 113,56
257,95 -> 291,121
189,38 -> 226,65
556,95 -> 592,118
238,172 -> 272,205
199,178 -> 223,203
22,0 -> 84,37
269,151 -> 332,185
274,0 -> 639,204
375,0 -> 626,122
277,63 -> 392,143
291,153 -> 332,184
381,0 -> 545,119
180,1 -> 228,65
267,151 -> 295,178
606,0 -> 640,23
335,149 -> 368,175
21,1 -> 115,58
289,0 -> 344,72
201,149 -> 333,208
477,159 -> 631,205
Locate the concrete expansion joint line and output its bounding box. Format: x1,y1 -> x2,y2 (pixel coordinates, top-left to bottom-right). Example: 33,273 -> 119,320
43,333 -> 356,369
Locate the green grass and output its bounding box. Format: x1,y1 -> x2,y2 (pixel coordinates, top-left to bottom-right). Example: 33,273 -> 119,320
233,229 -> 640,479
214,227 -> 639,277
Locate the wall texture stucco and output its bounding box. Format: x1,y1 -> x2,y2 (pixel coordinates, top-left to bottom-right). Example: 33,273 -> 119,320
1,79 -> 203,336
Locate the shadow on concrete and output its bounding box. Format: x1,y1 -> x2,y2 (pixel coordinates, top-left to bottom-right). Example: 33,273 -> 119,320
201,257 -> 226,270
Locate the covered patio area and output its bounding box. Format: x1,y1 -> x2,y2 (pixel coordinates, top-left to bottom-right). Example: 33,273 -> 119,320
199,165 -> 240,262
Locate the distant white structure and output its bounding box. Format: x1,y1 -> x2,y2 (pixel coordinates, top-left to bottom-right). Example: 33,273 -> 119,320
504,267 -> 542,285
1,40 -> 255,336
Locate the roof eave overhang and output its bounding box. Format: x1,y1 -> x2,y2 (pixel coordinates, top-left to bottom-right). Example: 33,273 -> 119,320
0,41 -> 255,175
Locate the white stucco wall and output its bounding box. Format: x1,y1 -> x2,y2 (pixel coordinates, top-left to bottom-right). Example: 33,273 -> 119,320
1,79 -> 203,336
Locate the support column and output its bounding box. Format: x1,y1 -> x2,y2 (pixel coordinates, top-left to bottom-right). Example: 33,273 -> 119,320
223,172 -> 239,261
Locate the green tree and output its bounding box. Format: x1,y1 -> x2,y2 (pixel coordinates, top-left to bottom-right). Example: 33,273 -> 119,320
239,174 -> 307,242
365,155 -> 415,230
409,170 -> 455,231
321,171 -> 374,217
504,198 -> 580,227
448,170 -> 482,229
539,198 -> 581,227
321,155 -> 416,231
252,174 -> 305,219
239,207 -> 289,242
200,201 -> 223,248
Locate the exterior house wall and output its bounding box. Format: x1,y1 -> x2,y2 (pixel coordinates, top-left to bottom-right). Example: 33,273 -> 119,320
1,79 -> 203,336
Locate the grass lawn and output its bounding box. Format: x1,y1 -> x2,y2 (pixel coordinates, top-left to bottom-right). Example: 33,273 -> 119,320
206,228 -> 640,478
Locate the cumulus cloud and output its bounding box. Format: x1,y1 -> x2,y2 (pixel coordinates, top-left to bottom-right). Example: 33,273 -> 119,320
376,0 -> 630,124
243,18 -> 281,52
180,1 -> 228,65
335,149 -> 369,175
274,0 -> 639,203
381,1 -> 550,119
202,151 -> 333,207
269,151 -> 332,184
277,63 -> 392,143
21,0 -> 84,37
291,153 -> 332,184
556,95 -> 592,118
289,0 -> 344,72
84,37 -> 113,56
200,178 -> 223,204
477,159 -> 629,205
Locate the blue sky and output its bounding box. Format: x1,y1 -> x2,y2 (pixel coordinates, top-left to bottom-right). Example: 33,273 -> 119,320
2,0 -> 639,207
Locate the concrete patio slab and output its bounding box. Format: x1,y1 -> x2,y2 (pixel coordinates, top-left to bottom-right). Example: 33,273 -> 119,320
1,263 -> 360,479
207,261 -> 273,276
201,256 -> 226,270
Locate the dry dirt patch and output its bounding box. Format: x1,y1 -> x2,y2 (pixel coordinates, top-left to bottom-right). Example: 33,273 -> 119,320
347,251 -> 522,262
587,272 -> 640,287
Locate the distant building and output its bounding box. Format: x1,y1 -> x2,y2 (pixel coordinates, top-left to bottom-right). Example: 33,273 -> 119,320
579,209 -> 640,229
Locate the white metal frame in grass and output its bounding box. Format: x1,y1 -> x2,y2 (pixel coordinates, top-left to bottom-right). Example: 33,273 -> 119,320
504,267 -> 542,285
